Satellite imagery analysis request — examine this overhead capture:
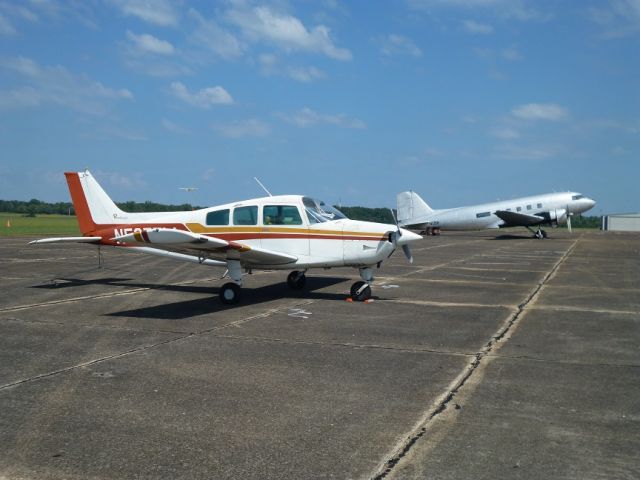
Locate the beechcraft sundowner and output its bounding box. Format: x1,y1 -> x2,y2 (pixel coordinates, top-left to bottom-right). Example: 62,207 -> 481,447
31,171 -> 422,304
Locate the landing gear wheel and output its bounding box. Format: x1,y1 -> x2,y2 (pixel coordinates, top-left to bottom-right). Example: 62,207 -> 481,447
541,229 -> 548,239
219,282 -> 241,305
350,281 -> 372,302
286,271 -> 307,290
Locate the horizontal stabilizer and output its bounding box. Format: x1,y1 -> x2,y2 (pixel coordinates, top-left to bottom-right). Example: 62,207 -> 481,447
495,210 -> 544,227
112,228 -> 229,249
29,236 -> 103,245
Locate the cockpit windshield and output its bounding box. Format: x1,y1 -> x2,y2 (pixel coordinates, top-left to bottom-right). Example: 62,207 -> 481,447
572,194 -> 584,200
303,197 -> 347,224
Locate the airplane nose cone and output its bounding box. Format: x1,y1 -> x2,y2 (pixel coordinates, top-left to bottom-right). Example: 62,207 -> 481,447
398,228 -> 423,245
587,198 -> 596,209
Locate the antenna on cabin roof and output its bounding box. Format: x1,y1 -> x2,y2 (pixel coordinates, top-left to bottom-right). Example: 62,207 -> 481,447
254,177 -> 273,197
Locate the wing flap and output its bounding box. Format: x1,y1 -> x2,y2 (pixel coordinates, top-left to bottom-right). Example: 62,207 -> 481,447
495,210 -> 544,227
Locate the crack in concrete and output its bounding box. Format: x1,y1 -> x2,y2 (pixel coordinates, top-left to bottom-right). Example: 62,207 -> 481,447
208,333 -> 477,357
370,239 -> 578,479
0,300 -> 315,391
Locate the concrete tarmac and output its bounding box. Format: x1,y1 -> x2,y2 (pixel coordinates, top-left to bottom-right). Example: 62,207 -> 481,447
0,230 -> 638,479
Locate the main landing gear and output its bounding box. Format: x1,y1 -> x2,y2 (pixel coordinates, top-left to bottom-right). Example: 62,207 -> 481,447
286,270 -> 307,290
350,267 -> 374,302
527,226 -> 548,239
219,259 -> 243,305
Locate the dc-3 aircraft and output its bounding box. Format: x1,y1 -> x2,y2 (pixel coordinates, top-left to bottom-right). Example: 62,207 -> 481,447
397,190 -> 596,238
31,171 -> 422,304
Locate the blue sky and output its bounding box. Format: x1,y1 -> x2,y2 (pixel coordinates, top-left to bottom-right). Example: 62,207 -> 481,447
0,0 -> 638,215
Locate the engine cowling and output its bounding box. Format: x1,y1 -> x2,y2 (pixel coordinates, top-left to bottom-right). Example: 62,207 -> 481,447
547,208 -> 567,225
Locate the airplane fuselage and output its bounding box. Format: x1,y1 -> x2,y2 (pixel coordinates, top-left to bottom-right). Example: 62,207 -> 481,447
400,192 -> 595,231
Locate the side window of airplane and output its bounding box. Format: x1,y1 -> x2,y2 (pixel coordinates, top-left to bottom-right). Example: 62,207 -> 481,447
516,206 -> 522,212
233,206 -> 258,225
537,203 -> 542,208
476,212 -> 491,218
526,204 -> 532,210
263,205 -> 303,225
206,209 -> 229,226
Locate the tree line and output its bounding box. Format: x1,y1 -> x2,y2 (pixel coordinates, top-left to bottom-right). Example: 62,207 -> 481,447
0,198 -> 600,227
0,199 -> 196,216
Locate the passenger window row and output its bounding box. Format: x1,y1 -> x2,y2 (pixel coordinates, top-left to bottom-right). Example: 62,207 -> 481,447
206,205 -> 303,226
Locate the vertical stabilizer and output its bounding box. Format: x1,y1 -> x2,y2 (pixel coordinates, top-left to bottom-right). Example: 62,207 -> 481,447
65,171 -> 125,234
396,191 -> 433,224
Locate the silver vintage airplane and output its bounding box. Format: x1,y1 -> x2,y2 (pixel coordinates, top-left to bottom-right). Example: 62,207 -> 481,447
397,190 -> 596,238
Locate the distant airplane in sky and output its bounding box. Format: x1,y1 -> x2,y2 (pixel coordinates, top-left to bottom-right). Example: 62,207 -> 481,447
179,187 -> 198,192
397,191 -> 596,239
30,171 -> 421,304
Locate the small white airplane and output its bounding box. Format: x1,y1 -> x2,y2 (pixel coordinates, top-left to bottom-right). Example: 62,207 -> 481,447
397,190 -> 596,239
31,171 -> 422,304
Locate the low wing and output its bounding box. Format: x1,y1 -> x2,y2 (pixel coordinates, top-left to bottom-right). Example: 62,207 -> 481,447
29,236 -> 103,244
494,210 -> 544,227
113,228 -> 297,266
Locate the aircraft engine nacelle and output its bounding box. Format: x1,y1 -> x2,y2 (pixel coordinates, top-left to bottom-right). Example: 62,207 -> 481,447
547,208 -> 567,226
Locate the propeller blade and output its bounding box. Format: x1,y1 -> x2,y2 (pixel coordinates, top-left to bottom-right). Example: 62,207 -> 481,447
402,244 -> 414,264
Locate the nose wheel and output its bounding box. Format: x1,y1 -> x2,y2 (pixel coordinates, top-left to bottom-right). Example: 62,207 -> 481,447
287,270 -> 307,290
350,280 -> 372,302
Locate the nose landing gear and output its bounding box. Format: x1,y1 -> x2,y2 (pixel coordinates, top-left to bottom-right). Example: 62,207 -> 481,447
350,267 -> 374,302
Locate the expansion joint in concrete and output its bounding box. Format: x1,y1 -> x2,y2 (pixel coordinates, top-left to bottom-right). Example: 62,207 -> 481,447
371,239 -> 578,479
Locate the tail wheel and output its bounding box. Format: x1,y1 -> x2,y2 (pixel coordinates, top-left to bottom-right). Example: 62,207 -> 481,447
220,282 -> 241,305
350,281 -> 371,302
287,271 -> 307,290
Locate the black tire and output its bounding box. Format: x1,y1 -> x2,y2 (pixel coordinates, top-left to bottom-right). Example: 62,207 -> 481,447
219,282 -> 241,305
541,229 -> 548,238
350,281 -> 371,301
287,271 -> 306,290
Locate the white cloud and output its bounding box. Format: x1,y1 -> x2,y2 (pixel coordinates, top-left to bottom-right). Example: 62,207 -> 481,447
511,103 -> 569,121
490,126 -> 521,139
226,5 -> 351,60
170,81 -> 233,108
258,54 -> 325,82
493,144 -> 559,160
380,34 -> 423,57
212,119 -> 270,138
126,31 -> 175,55
162,118 -> 190,134
463,19 -> 494,34
188,8 -> 245,60
587,0 -> 640,37
501,45 -> 523,61
408,0 -> 546,21
109,0 -> 178,26
278,107 -> 366,129
95,171 -> 148,191
0,56 -> 132,114
0,13 -> 16,35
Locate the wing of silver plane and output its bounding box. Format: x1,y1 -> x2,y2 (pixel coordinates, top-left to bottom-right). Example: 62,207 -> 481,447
494,210 -> 546,227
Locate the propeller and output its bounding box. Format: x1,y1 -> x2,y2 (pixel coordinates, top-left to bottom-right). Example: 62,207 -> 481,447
566,205 -> 573,233
389,208 -> 414,263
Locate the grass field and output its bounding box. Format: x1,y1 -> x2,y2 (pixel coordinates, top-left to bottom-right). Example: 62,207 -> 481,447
0,213 -> 81,236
